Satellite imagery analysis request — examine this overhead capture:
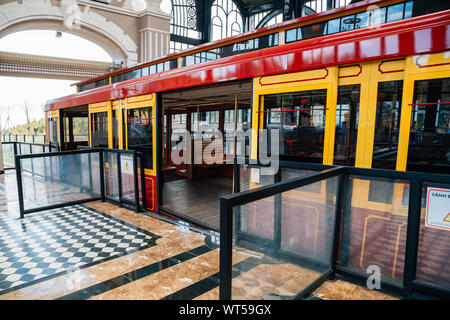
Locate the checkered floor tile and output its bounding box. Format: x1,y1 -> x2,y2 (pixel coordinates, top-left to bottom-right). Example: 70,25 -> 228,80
0,205 -> 160,293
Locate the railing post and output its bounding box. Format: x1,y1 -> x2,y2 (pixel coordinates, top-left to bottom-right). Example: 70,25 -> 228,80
117,152 -> 123,207
133,152 -> 139,213
14,155 -> 25,219
274,167 -> 282,251
330,172 -> 347,280
140,153 -> 146,211
403,178 -> 422,299
30,144 -> 35,177
219,197 -> 233,300
99,150 -> 105,202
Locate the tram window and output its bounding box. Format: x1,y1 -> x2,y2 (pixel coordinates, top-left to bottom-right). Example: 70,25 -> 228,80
127,107 -> 153,169
355,11 -> 370,29
404,1 -> 413,19
224,108 -> 251,156
372,81 -> 403,170
334,85 -> 360,166
72,117 -> 88,142
302,22 -> 327,40
407,78 -> 450,172
149,64 -> 157,75
263,90 -> 327,162
369,6 -> 386,26
387,3 -> 405,23
48,117 -> 58,145
340,15 -> 356,32
327,18 -> 340,35
286,28 -> 298,42
91,112 -> 108,148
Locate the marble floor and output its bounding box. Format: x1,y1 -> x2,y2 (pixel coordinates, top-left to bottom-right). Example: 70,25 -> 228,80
0,170 -> 399,300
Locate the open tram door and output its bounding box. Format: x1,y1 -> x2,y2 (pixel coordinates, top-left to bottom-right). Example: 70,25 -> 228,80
159,81 -> 252,230
46,109 -> 60,151
60,105 -> 89,151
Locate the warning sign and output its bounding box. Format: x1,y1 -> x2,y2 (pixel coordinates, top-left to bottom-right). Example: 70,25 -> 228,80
121,155 -> 133,175
425,187 -> 450,231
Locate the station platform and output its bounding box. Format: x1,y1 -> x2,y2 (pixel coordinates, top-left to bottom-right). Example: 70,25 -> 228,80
0,170 -> 397,300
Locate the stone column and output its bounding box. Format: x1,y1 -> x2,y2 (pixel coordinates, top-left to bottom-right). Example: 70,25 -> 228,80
137,0 -> 172,63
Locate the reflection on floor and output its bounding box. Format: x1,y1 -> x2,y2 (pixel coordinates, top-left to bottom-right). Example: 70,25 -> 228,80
162,175 -> 233,231
0,171 -> 399,300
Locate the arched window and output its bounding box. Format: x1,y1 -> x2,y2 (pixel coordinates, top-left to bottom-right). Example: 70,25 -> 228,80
211,0 -> 243,41
163,0 -> 201,40
248,10 -> 283,31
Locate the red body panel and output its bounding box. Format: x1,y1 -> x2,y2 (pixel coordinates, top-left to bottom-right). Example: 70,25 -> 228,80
45,10 -> 450,111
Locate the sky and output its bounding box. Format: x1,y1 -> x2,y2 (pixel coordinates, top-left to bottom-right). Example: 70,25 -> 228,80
0,30 -> 113,129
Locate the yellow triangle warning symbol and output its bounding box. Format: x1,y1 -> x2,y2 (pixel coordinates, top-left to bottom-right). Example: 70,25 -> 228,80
124,161 -> 130,172
444,213 -> 450,223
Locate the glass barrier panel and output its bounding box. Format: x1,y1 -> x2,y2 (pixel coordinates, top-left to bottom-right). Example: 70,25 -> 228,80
120,153 -> 136,203
2,143 -> 15,168
280,177 -> 338,264
231,177 -> 338,299
238,165 -> 275,192
338,176 -> 410,286
415,182 -> 450,290
20,152 -> 101,211
104,151 -> 119,201
281,167 -> 320,193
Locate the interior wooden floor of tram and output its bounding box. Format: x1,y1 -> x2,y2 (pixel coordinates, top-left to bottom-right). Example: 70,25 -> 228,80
161,81 -> 251,230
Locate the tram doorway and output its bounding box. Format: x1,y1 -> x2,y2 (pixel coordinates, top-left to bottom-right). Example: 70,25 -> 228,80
160,81 -> 252,230
60,105 -> 89,151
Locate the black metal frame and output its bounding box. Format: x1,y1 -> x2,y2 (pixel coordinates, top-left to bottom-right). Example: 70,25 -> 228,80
219,158 -> 450,300
14,147 -> 146,219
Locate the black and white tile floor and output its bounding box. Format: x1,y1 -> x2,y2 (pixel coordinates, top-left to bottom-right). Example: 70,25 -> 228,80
0,204 -> 160,293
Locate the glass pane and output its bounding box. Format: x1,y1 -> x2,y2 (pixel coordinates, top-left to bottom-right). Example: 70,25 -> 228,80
285,28 -> 297,42
48,117 -> 58,145
407,78 -> 450,172
334,85 -> 360,166
91,112 -> 109,148
104,151 -> 119,200
264,89 -> 327,162
372,81 -> 403,170
120,153 -> 136,202
20,152 -> 101,211
301,22 -> 327,40
127,107 -> 153,169
2,143 -> 15,168
404,1 -> 413,19
340,15 -> 356,32
239,165 -> 275,192
386,3 -> 405,23
231,176 -> 338,300
416,182 -> 450,290
338,176 -> 409,285
355,11 -> 370,29
369,6 -> 386,26
327,18 -> 340,34
282,167 -> 321,193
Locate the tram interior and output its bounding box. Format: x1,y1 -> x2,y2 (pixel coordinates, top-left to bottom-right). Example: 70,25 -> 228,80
60,105 -> 89,150
161,81 -> 251,230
